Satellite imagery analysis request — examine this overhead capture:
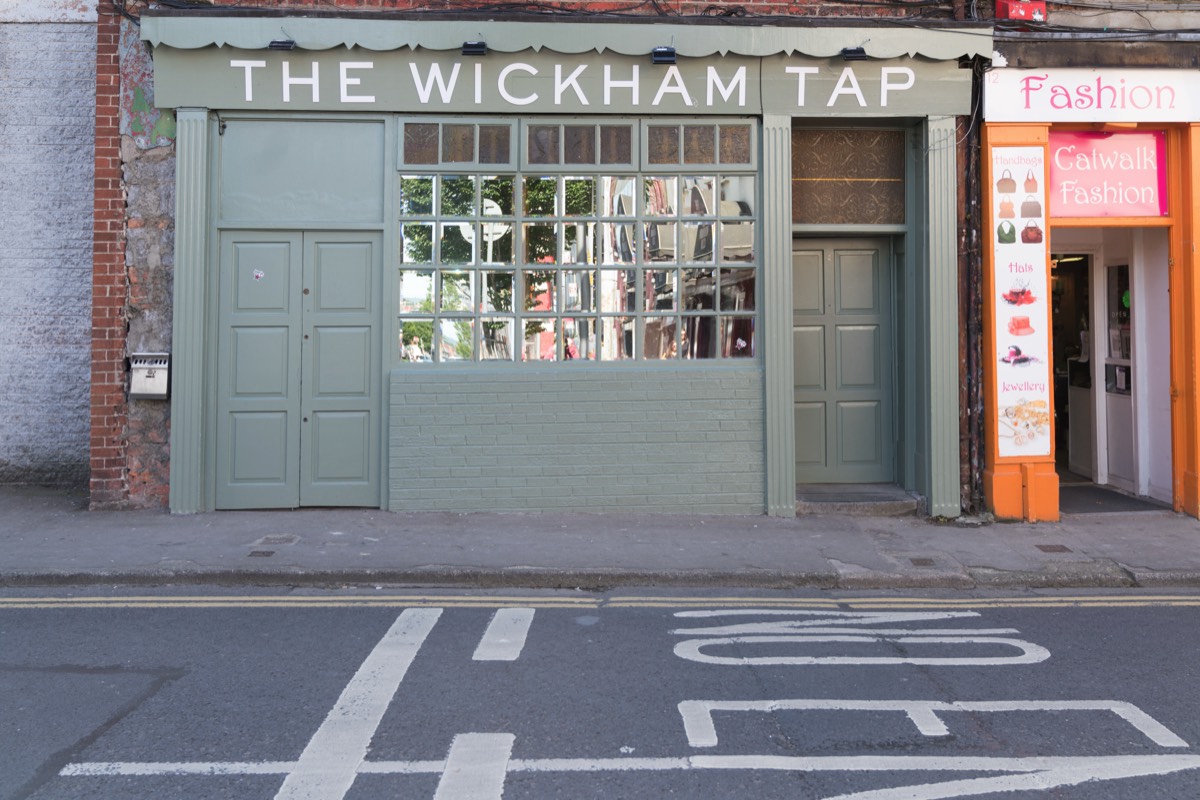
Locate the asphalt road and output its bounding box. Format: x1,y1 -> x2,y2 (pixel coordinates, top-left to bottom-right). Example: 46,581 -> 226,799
3,588 -> 1200,799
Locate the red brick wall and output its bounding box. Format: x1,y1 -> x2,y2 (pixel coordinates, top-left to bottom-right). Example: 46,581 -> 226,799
91,0 -> 127,508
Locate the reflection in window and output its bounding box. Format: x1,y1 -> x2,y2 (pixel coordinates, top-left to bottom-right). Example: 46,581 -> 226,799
395,120 -> 756,364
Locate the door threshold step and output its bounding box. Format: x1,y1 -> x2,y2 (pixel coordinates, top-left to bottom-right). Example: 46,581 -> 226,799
796,484 -> 919,517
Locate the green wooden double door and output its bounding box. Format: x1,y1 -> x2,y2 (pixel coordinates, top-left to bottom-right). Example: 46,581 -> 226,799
792,239 -> 895,484
216,231 -> 382,509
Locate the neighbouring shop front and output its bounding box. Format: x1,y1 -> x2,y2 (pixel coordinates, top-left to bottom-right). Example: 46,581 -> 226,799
983,65 -> 1200,521
142,14 -> 987,516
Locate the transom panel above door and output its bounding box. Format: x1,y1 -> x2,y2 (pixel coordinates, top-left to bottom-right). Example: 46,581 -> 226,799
792,239 -> 894,483
216,231 -> 381,509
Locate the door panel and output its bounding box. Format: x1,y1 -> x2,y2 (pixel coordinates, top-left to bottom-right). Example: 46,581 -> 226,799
300,235 -> 380,506
217,234 -> 303,509
216,232 -> 380,509
793,239 -> 894,483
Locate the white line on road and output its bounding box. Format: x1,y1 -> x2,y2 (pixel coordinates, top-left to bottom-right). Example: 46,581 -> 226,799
273,607 -> 441,800
434,733 -> 516,799
473,608 -> 536,661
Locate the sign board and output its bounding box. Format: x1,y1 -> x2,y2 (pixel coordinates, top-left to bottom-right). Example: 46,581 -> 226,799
1049,130 -> 1168,217
985,68 -> 1200,123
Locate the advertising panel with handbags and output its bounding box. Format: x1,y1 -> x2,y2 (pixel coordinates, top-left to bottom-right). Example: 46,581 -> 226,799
996,169 -> 1016,194
1021,220 -> 1043,244
1020,194 -> 1042,218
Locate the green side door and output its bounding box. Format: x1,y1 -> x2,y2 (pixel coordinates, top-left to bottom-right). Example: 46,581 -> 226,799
792,239 -> 895,483
216,231 -> 381,509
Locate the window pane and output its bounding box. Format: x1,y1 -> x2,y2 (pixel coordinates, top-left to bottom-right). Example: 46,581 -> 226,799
529,125 -> 560,164
404,122 -> 438,164
682,177 -> 715,216
523,269 -> 556,312
480,270 -> 514,312
648,125 -> 680,165
563,317 -> 595,360
398,269 -> 433,313
399,319 -> 433,363
720,124 -> 752,164
644,316 -> 678,359
719,268 -> 755,311
399,176 -> 434,215
440,318 -> 473,362
523,176 -> 557,217
481,318 -> 514,360
480,224 -> 514,266
682,222 -> 715,264
598,269 -> 636,313
564,222 -> 597,266
792,128 -> 904,225
682,269 -> 716,310
601,177 -> 636,217
645,222 -> 676,263
682,316 -> 719,359
565,126 -> 596,165
644,269 -> 677,312
481,175 -> 515,215
598,316 -> 635,360
440,270 -> 474,312
563,269 -> 595,312
523,318 -> 557,361
441,175 -> 476,216
522,224 -> 557,266
564,177 -> 595,216
479,125 -> 511,165
443,124 -> 475,163
600,125 -> 632,164
720,221 -> 754,262
400,223 -> 434,264
683,125 -> 716,164
722,316 -> 755,357
644,177 -> 677,217
439,223 -> 474,265
721,176 -> 755,214
597,222 -> 635,265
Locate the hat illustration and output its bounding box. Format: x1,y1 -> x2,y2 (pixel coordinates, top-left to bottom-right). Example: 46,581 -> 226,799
1007,315 -> 1035,336
1002,345 -> 1032,364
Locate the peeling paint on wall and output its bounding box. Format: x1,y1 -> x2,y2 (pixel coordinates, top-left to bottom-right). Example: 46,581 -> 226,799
120,17 -> 175,147
0,0 -> 97,23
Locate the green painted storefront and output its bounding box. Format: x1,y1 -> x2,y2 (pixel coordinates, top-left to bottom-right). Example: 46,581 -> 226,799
146,15 -> 989,517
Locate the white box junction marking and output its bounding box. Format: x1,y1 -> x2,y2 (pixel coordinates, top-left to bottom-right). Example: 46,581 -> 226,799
434,733 -> 516,800
671,609 -> 1051,665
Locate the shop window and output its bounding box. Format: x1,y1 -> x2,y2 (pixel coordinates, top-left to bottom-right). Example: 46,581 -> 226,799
791,127 -> 905,226
397,118 -> 758,364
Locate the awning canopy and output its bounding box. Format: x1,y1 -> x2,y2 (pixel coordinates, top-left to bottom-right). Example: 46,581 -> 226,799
141,14 -> 992,62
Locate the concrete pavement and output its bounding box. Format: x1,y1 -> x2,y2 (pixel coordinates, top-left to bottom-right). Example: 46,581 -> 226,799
2,484 -> 1199,589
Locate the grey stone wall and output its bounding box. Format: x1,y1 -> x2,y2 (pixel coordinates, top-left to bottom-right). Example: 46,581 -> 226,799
389,366 -> 766,514
0,22 -> 94,485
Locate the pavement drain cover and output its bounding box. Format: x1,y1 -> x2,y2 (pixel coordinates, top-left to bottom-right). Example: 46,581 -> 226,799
909,558 -> 936,567
248,550 -> 275,558
1035,544 -> 1072,553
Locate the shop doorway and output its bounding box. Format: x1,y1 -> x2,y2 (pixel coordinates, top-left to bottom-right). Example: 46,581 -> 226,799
215,231 -> 382,509
792,239 -> 895,483
1051,229 -> 1172,508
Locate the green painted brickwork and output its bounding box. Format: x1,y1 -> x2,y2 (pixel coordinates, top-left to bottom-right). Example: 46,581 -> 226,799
389,366 -> 765,514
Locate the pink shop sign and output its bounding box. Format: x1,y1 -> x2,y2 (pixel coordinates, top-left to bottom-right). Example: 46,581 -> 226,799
1049,130 -> 1167,218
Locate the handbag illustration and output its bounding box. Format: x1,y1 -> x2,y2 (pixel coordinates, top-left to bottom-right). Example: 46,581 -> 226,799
1023,169 -> 1038,193
1021,194 -> 1042,218
997,220 -> 1016,244
1021,220 -> 1043,244
999,195 -> 1015,219
996,169 -> 1016,194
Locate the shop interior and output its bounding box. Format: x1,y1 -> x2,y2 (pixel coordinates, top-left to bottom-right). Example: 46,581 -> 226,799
1050,228 -> 1172,510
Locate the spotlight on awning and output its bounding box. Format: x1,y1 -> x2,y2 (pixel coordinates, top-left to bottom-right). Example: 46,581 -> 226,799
651,46 -> 677,65
462,41 -> 488,56
841,46 -> 868,61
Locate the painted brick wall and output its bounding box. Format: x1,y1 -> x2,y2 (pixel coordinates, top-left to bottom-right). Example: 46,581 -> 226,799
390,367 -> 765,514
0,21 -> 95,485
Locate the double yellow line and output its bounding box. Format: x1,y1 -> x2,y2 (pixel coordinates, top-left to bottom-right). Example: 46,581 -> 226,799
0,594 -> 1197,610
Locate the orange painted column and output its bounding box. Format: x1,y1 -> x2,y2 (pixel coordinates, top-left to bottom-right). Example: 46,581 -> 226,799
1177,125 -> 1200,516
982,124 -> 1059,521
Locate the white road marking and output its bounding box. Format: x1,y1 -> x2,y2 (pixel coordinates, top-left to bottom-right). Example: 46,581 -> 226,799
273,608 -> 441,800
473,608 -> 535,661
673,635 -> 1051,666
434,733 -> 515,799
677,699 -> 1191,749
